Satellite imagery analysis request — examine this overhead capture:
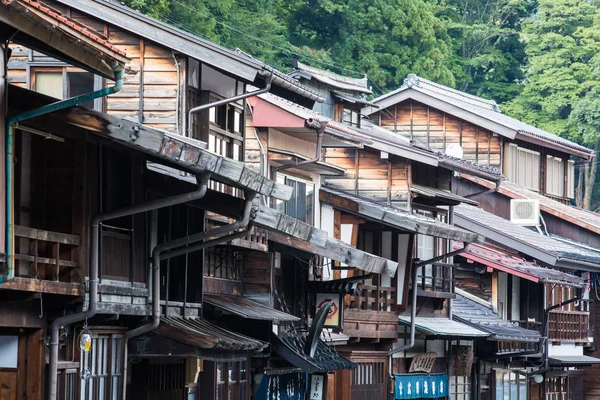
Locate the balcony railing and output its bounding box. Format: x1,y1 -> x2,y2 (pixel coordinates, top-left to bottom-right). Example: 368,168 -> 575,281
344,285 -> 398,340
416,262 -> 455,299
13,225 -> 80,282
548,310 -> 590,342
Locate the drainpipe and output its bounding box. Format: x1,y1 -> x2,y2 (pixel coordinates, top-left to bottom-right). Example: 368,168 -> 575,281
47,173 -> 211,400
543,292 -> 582,370
388,263 -> 419,394
121,191 -> 256,400
4,62 -> 124,283
386,243 -> 469,397
464,178 -> 502,199
187,73 -> 273,137
271,118 -> 326,183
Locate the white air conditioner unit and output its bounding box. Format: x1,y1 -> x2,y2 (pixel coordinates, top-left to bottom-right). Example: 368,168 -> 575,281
510,199 -> 540,226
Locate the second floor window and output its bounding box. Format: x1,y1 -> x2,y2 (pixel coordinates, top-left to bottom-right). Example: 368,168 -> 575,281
33,68 -> 97,109
342,108 -> 360,127
504,144 -> 540,191
275,174 -> 314,225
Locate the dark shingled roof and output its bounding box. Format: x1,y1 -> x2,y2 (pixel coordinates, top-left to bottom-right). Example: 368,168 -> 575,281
453,295 -> 542,342
203,294 -> 300,323
454,204 -> 600,269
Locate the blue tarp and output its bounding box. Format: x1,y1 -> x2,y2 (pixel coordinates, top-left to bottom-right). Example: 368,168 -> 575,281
254,372 -> 306,400
394,373 -> 448,399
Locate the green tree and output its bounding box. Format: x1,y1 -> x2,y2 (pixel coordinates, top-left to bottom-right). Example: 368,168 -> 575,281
442,0 -> 534,103
285,0 -> 456,91
502,0 -> 600,208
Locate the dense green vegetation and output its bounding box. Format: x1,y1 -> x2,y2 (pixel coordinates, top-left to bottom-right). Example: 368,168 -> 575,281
124,0 -> 600,209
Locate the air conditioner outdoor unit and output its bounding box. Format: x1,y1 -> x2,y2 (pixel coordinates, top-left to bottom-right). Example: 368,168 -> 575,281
510,199 -> 540,226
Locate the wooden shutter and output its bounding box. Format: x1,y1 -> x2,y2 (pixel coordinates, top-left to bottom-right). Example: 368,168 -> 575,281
567,160 -> 575,198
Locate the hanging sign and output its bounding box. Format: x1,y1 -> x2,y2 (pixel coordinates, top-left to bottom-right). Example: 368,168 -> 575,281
309,374 -> 326,400
394,373 -> 448,400
315,293 -> 342,330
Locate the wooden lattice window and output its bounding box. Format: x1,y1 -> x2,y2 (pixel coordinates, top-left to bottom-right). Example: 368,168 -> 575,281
216,360 -> 249,400
80,332 -> 123,400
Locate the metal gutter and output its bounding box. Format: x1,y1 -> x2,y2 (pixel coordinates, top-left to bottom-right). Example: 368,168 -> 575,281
3,62 -> 124,284
48,174 -> 211,400
121,191 -> 256,400
187,73 -> 272,137
271,118 -> 326,181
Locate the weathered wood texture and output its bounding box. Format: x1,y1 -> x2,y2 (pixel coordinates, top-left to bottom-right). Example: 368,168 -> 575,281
7,1 -> 181,133
584,298 -> 600,400
243,252 -> 273,305
324,147 -> 409,206
373,99 -> 502,168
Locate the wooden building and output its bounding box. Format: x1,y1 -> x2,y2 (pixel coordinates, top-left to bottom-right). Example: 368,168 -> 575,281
1,2 -> 401,400
364,72 -> 600,400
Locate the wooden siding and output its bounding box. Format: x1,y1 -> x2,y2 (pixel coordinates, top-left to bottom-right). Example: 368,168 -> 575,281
324,147 -> 409,206
375,99 -> 502,168
243,114 -> 264,173
6,0 -> 182,133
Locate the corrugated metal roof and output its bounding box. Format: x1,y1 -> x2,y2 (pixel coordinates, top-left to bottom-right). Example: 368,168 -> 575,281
549,355 -> 600,365
157,316 -> 267,351
366,74 -> 593,158
399,316 -> 489,338
320,186 -> 485,243
272,333 -> 356,373
411,184 -> 480,207
457,242 -> 584,288
452,295 -> 542,342
454,204 -> 600,268
462,174 -> 600,236
203,294 -> 300,323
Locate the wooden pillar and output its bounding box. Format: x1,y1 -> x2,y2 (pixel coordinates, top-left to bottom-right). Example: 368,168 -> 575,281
333,210 -> 341,280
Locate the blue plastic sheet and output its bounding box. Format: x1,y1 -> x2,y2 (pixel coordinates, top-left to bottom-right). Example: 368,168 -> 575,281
254,372 -> 306,400
394,373 -> 448,399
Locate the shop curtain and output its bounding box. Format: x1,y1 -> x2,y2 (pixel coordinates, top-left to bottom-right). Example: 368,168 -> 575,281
394,373 -> 448,399
255,372 -> 306,400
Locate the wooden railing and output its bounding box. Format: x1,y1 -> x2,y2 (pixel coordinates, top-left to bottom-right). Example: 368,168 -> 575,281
548,310 -> 589,342
416,262 -> 454,299
13,225 -> 80,282
231,227 -> 268,251
348,285 -> 397,312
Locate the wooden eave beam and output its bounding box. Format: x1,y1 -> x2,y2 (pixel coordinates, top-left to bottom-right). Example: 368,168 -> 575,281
320,189 -> 484,244
0,4 -> 121,78
7,93 -> 293,201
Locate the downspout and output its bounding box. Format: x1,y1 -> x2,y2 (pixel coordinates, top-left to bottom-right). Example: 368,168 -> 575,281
48,173 -> 211,400
271,118 -> 326,182
5,62 -> 124,283
464,178 -> 502,199
121,191 -> 256,400
187,73 -> 273,137
387,243 -> 470,395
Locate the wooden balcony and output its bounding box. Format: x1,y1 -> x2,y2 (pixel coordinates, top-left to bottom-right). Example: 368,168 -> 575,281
416,262 -> 455,299
548,310 -> 590,343
344,286 -> 398,341
4,225 -> 83,295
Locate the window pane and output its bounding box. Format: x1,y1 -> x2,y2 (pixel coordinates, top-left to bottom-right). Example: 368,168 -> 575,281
35,72 -> 63,99
68,72 -> 95,108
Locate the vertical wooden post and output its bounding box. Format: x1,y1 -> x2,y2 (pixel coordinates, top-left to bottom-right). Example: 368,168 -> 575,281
333,210 -> 341,280
492,270 -> 498,313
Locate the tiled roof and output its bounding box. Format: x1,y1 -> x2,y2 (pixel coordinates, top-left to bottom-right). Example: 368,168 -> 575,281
453,295 -> 542,342
367,74 -> 593,158
436,152 -> 502,181
10,0 -> 127,57
291,61 -> 372,95
454,204 -> 600,268
462,174 -> 600,235
258,92 -> 374,145
457,242 -> 583,287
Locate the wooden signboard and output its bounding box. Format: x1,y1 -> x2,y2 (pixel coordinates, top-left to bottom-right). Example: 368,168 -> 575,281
409,352 -> 437,373
451,345 -> 473,376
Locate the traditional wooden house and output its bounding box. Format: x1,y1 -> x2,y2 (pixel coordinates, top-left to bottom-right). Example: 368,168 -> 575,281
1,2 -> 403,400
248,64 -> 541,400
